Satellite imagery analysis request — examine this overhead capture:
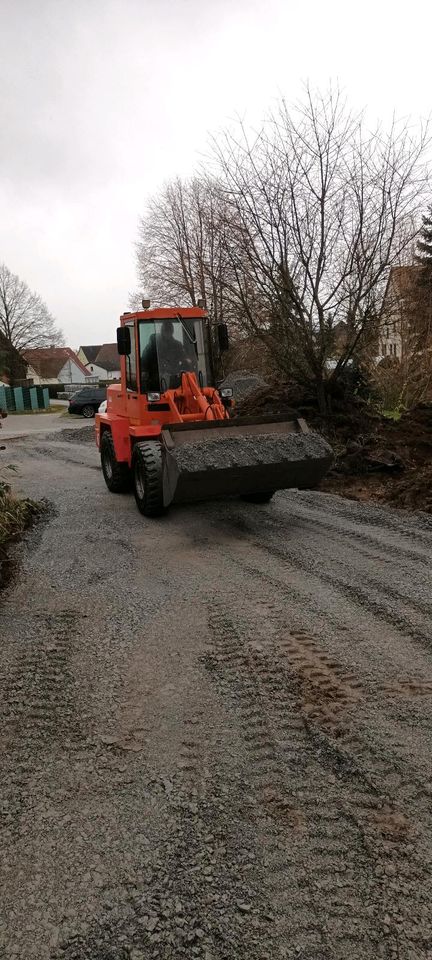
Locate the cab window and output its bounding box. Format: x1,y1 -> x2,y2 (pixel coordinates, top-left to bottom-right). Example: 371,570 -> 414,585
125,321 -> 137,391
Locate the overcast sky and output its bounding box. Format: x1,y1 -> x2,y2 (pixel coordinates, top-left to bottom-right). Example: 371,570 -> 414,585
0,0 -> 431,347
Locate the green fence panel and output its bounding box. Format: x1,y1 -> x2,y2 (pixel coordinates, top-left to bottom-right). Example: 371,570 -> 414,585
0,386 -> 5,411
4,387 -> 16,411
22,387 -> 32,411
14,387 -> 25,412
42,388 -> 49,409
30,387 -> 39,410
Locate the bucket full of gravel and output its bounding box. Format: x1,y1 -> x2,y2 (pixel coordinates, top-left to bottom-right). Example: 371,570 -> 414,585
160,416 -> 333,506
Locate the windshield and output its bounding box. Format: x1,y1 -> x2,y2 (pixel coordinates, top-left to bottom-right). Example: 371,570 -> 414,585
139,318 -> 208,392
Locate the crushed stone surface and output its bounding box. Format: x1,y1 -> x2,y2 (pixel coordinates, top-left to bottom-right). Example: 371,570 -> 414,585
43,425 -> 96,444
172,431 -> 333,472
1,433 -> 432,959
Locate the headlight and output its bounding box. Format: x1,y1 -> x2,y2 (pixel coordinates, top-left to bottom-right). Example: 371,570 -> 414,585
147,392 -> 161,401
220,387 -> 233,398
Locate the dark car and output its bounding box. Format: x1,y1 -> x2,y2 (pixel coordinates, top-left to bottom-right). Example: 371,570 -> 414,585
68,387 -> 106,418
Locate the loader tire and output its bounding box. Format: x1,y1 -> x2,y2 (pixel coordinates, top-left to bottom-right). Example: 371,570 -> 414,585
132,441 -> 165,517
241,491 -> 275,504
100,431 -> 131,493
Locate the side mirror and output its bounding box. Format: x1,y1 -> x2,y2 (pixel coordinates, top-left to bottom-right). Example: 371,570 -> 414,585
117,326 -> 131,356
217,323 -> 229,352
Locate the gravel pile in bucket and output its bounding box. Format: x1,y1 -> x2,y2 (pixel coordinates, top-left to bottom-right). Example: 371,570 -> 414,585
172,431 -> 333,472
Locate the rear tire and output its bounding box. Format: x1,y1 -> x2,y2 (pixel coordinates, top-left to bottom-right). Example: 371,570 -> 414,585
82,404 -> 95,418
100,431 -> 131,493
132,441 -> 165,517
241,491 -> 275,504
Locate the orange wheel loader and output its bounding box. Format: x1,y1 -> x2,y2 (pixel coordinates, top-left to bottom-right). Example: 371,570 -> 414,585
95,303 -> 333,517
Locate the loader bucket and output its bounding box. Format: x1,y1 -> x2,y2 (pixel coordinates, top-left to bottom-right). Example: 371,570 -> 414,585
161,415 -> 333,507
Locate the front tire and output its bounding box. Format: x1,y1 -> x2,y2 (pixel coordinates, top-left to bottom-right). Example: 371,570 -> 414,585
132,442 -> 165,517
100,431 -> 131,493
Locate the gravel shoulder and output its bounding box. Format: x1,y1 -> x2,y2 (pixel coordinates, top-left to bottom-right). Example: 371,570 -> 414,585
1,432 -> 432,959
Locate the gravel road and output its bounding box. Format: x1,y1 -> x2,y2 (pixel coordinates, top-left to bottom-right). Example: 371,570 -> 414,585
1,428 -> 432,960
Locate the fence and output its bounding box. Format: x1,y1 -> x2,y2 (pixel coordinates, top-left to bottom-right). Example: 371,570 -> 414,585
60,377 -> 99,397
0,385 -> 50,412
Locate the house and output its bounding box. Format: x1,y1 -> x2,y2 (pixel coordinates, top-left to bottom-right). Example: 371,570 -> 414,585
379,265 -> 432,360
77,345 -> 102,367
81,343 -> 120,380
23,347 -> 91,385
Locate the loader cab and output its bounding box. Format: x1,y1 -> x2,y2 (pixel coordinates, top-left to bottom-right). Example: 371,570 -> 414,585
117,307 -> 215,397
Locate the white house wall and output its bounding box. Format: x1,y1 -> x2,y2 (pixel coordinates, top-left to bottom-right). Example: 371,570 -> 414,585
86,363 -> 106,379
59,360 -> 88,384
86,363 -> 120,380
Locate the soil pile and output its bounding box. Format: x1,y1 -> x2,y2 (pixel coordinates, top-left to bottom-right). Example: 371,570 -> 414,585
236,383 -> 432,513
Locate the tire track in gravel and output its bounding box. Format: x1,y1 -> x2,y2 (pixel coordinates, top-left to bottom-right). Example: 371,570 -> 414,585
221,513 -> 432,652
209,518 -> 432,804
205,602 -> 432,959
290,490 -> 432,547
252,498 -> 432,572
206,607 -> 378,959
0,609 -> 90,837
225,500 -> 432,622
244,557 -> 432,818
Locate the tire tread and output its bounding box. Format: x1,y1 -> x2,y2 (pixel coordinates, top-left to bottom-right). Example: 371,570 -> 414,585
101,431 -> 131,493
133,441 -> 165,517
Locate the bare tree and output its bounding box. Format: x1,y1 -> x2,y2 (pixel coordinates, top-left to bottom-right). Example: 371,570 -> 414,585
0,263 -> 63,354
136,177 -> 235,326
211,88 -> 430,411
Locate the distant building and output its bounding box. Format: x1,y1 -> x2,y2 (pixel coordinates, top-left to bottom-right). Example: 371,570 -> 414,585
23,347 -> 91,385
379,265 -> 432,360
77,345 -> 102,367
78,343 -> 120,380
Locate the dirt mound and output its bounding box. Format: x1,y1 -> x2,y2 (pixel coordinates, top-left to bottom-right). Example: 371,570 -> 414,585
388,463 -> 432,512
236,379 -> 378,436
236,383 -> 432,513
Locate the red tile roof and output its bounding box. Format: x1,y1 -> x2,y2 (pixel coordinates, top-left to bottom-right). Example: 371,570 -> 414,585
95,343 -> 120,372
23,347 -> 91,379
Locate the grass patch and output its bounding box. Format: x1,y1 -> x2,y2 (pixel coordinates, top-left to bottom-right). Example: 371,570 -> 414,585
7,405 -> 63,415
0,482 -> 43,548
381,408 -> 403,421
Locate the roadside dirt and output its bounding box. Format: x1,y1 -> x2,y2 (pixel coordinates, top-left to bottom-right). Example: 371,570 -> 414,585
0,433 -> 432,959
237,384 -> 432,514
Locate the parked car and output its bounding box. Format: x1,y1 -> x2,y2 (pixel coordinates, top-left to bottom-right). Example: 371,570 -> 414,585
68,387 -> 106,418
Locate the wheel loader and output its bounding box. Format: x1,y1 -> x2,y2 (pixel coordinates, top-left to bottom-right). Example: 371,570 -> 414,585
95,303 -> 333,516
